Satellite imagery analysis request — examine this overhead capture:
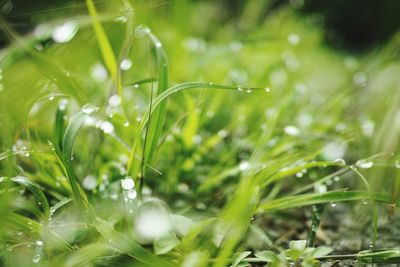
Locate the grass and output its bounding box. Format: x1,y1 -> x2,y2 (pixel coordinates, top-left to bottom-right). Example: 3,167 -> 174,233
1,0 -> 400,266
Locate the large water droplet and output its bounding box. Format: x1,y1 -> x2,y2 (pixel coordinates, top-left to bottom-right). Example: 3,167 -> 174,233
239,161 -> 250,171
121,177 -> 135,190
108,94 -> 121,107
52,21 -> 78,43
81,104 -> 99,114
120,58 -> 132,71
82,175 -> 97,190
284,125 -> 300,136
334,158 -> 346,165
355,159 -> 373,169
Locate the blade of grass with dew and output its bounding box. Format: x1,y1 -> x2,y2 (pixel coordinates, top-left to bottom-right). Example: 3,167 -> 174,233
141,27 -> 169,165
86,0 -> 121,96
127,82 -> 265,174
4,176 -> 50,219
60,111 -> 90,210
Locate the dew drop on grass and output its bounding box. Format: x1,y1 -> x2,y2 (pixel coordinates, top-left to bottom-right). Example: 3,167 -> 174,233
108,94 -> 121,107
123,121 -> 130,127
99,121 -> 114,134
120,58 -> 132,71
284,125 -> 300,136
91,63 -> 108,82
32,240 -> 44,264
133,84 -> 139,88
288,33 -> 300,45
295,172 -> 303,178
330,201 -> 336,207
355,159 -> 373,169
239,161 -> 250,171
48,93 -> 55,101
362,199 -> 368,205
246,88 -> 252,93
334,158 -> 346,165
82,175 -> 97,190
237,85 -> 243,91
121,177 -> 137,202
81,104 -> 99,114
155,41 -> 162,48
24,151 -> 30,157
52,21 -> 78,43
395,160 -> 400,169
333,176 -> 341,182
264,87 -> 271,92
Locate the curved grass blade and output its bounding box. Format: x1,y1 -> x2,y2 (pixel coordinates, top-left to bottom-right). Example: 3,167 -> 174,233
1,176 -> 49,219
127,82 -> 266,174
257,190 -> 397,214
61,111 -> 90,209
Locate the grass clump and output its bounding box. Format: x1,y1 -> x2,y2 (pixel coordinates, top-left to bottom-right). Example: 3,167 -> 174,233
1,1 -> 400,266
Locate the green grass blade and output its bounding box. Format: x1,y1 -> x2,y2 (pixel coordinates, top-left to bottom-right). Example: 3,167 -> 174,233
61,111 -> 89,209
139,27 -> 169,165
86,0 -> 121,95
257,190 -> 397,214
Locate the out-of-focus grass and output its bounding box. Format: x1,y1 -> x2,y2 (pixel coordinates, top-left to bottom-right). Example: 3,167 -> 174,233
1,0 -> 400,266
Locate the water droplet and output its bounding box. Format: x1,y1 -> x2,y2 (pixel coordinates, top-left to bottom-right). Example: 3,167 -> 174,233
121,177 -> 135,190
217,129 -> 228,138
99,121 -> 114,134
355,159 -> 373,169
334,158 -> 346,165
353,71 -> 368,87
395,160 -> 400,169
133,84 -> 140,88
237,85 -> 243,91
288,33 -> 300,45
362,199 -> 368,205
264,87 -> 271,92
246,88 -> 252,93
333,176 -> 341,182
284,125 -> 300,136
32,240 -> 44,264
178,183 -> 189,193
70,153 -> 74,161
108,94 -> 121,107
49,93 -> 55,101
120,58 -> 132,71
295,172 -> 303,178
24,151 -> 30,157
322,142 -> 347,161
91,63 -> 108,82
330,201 -> 336,207
209,82 -> 213,86
81,103 -> 99,114
239,161 -> 250,171
155,41 -> 162,48
124,121 -> 129,127
82,175 -> 97,190
52,21 -> 78,43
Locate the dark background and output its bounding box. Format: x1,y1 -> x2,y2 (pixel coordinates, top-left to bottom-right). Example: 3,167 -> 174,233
1,0 -> 400,51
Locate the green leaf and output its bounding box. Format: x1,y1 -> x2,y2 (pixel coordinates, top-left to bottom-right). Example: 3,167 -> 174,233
232,251 -> 251,267
3,176 -> 50,219
154,233 -> 180,255
254,251 -> 279,263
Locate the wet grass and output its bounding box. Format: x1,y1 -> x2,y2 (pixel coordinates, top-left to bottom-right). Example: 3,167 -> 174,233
1,1 -> 400,266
